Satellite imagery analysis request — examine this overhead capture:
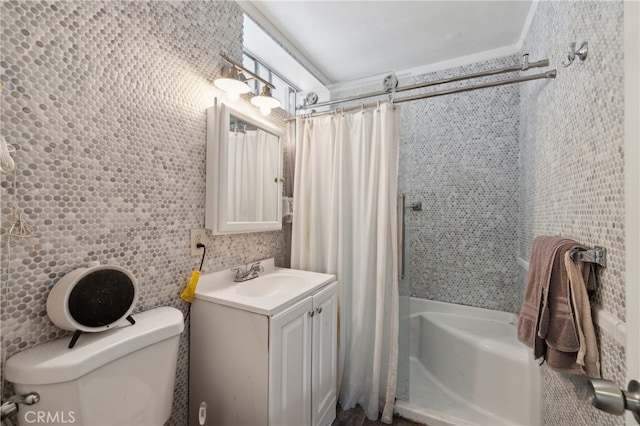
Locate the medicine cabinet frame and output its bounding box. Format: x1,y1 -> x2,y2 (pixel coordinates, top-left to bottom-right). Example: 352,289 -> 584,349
205,99 -> 284,235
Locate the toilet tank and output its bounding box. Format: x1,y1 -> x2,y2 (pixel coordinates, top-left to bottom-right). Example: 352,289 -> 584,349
5,307 -> 184,426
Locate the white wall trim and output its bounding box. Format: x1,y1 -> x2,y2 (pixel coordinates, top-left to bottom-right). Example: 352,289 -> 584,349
324,44 -> 524,94
398,45 -> 523,79
592,305 -> 627,347
516,257 -> 626,347
517,256 -> 530,272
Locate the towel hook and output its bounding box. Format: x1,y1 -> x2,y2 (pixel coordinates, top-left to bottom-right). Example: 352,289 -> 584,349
570,246 -> 606,268
404,201 -> 422,211
562,41 -> 588,67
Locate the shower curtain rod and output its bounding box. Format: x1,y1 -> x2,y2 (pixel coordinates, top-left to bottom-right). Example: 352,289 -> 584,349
297,55 -> 549,111
285,69 -> 557,122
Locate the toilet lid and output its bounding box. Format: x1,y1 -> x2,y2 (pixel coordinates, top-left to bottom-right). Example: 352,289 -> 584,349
47,264 -> 138,332
5,307 -> 184,385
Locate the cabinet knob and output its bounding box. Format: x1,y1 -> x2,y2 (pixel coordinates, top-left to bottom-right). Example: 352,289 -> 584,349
316,307 -> 323,314
309,310 -> 315,317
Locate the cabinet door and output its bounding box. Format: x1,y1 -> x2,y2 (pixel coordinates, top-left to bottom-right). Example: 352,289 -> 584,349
270,296 -> 314,426
312,282 -> 338,426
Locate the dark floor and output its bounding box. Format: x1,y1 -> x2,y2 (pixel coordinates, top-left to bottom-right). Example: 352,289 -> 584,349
332,405 -> 426,426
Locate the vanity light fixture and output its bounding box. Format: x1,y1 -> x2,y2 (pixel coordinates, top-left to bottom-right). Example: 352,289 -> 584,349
214,66 -> 251,101
251,85 -> 281,116
215,54 -> 281,115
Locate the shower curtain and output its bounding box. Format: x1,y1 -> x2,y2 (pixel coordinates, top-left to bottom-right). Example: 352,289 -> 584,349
291,103 -> 400,423
227,129 -> 279,221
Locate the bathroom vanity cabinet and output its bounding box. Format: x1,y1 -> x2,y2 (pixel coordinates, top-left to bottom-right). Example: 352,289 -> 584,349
189,263 -> 337,426
270,282 -> 337,426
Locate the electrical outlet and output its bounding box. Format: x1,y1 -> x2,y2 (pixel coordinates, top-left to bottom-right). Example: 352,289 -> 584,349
190,228 -> 206,256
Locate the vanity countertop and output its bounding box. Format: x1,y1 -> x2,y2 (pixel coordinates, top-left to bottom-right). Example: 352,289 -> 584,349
194,258 -> 336,316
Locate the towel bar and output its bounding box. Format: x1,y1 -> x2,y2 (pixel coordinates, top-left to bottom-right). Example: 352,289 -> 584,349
570,246 -> 606,268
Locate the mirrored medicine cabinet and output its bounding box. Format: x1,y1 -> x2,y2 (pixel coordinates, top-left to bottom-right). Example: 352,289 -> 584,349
205,99 -> 283,234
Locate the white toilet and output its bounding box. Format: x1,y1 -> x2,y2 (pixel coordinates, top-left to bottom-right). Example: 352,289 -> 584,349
5,307 -> 184,425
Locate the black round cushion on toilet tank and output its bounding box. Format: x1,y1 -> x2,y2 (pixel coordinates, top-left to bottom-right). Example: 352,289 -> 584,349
68,269 -> 136,328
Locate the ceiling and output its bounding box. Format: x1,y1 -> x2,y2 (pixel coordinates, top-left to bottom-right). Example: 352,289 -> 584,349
241,1 -> 534,86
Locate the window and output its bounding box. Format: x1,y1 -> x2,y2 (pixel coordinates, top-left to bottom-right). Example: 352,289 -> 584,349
243,14 -> 324,115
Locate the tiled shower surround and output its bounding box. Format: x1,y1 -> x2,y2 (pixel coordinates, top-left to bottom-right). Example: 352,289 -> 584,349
520,1 -> 626,425
398,57 -> 522,313
0,1 -> 287,425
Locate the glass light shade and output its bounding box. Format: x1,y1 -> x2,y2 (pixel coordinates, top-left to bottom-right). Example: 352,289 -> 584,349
251,86 -> 280,115
214,67 -> 251,99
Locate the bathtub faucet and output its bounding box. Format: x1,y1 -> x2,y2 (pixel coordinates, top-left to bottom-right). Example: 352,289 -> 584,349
232,262 -> 265,282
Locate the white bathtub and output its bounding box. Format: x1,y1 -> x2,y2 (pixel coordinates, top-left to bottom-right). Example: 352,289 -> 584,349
395,298 -> 542,426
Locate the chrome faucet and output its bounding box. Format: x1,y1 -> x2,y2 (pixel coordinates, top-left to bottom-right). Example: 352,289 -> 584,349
232,262 -> 265,282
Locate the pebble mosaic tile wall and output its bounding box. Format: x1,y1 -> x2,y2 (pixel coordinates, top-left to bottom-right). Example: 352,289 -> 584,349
0,2 -> 288,425
519,1 -> 626,425
331,56 -> 522,313
399,57 -> 522,313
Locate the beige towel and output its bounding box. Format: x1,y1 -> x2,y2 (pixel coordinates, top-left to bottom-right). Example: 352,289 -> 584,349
565,252 -> 601,377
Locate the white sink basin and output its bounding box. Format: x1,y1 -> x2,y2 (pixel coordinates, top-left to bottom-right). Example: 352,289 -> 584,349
235,274 -> 306,298
193,258 -> 336,316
